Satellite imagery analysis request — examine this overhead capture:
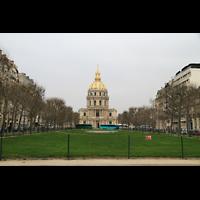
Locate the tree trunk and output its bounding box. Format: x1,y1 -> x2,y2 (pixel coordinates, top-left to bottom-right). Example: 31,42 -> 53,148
30,114 -> 33,134
18,108 -> 23,132
2,101 -> 8,136
23,111 -> 26,134
12,113 -> 17,136
170,115 -> 173,135
178,105 -> 181,136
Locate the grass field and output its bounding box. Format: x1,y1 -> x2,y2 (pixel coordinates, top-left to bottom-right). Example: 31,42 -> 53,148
1,129 -> 200,158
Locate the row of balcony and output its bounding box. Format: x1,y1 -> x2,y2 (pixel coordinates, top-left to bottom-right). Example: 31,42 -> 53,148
173,75 -> 190,86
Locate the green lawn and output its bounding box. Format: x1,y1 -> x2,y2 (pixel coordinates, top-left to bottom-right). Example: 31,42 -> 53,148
1,130 -> 200,158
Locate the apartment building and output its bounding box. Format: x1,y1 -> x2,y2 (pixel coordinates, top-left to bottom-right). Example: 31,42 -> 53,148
156,63 -> 200,130
18,73 -> 34,86
173,63 -> 200,87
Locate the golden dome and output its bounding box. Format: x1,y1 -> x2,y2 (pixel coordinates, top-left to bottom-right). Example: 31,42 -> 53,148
89,64 -> 107,91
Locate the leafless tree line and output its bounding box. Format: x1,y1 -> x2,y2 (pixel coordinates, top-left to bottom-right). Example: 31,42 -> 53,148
0,53 -> 79,135
118,98 -> 156,129
118,82 -> 200,135
157,81 -> 200,136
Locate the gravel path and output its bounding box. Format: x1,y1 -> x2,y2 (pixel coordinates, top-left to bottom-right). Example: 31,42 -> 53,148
0,157 -> 200,166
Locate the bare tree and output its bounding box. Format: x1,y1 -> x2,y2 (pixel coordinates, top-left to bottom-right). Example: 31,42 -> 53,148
26,83 -> 45,134
117,113 -> 122,124
45,98 -> 69,130
129,107 -> 137,127
0,54 -> 13,134
183,84 -> 200,134
174,84 -> 188,136
66,106 -> 73,128
149,99 -> 156,129
0,82 -> 12,134
17,84 -> 30,133
121,111 -> 130,128
73,112 -> 80,127
162,81 -> 178,133
9,83 -> 21,134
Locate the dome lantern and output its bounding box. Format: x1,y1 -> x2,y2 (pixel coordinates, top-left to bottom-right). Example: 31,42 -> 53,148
89,64 -> 107,91
95,64 -> 101,81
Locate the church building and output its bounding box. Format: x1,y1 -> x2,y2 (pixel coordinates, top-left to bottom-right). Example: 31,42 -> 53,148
78,64 -> 117,128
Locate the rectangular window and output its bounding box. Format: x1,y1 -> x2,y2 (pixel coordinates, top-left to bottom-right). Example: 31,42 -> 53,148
94,101 -> 96,105
99,100 -> 101,105
84,113 -> 86,116
109,113 -> 112,116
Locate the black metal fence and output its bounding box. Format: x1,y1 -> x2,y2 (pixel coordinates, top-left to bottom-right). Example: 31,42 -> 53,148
66,134 -> 186,160
0,126 -> 73,138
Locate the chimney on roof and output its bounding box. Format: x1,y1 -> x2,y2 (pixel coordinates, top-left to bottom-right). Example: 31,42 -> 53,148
2,54 -> 7,61
7,60 -> 11,67
19,72 -> 26,75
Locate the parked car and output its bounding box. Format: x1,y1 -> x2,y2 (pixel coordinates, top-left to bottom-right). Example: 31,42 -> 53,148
195,131 -> 200,136
188,130 -> 198,135
0,128 -> 7,133
181,128 -> 187,135
130,126 -> 135,130
153,129 -> 159,133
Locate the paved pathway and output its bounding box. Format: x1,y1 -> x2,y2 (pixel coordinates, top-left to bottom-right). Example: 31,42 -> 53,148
0,158 -> 200,166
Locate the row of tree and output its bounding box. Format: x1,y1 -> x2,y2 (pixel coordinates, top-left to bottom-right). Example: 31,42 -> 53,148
118,99 -> 156,130
119,82 -> 200,136
157,82 -> 200,136
0,57 -> 79,134
0,81 -> 80,134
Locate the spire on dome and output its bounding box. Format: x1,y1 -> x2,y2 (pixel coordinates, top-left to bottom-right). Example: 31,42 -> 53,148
95,64 -> 101,81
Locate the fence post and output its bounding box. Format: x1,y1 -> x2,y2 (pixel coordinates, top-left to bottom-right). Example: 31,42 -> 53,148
128,135 -> 130,159
68,134 -> 70,160
181,136 -> 184,159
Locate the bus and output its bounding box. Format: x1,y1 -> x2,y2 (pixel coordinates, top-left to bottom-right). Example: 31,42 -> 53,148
99,124 -> 119,130
76,123 -> 93,129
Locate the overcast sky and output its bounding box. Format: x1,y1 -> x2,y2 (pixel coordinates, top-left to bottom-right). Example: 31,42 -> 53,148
0,33 -> 200,114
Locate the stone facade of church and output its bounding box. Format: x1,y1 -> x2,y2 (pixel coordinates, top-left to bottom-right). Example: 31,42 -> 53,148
78,65 -> 117,128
